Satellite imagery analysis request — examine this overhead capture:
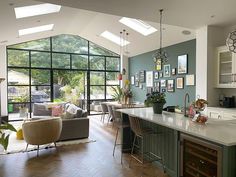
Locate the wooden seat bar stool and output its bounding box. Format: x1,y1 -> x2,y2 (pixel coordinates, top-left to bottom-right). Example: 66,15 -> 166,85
128,116 -> 165,172
112,106 -> 130,164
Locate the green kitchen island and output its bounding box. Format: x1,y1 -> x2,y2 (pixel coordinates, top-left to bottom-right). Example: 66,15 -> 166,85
118,107 -> 236,177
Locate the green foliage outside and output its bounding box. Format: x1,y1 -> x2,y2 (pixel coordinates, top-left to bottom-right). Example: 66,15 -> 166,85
7,34 -> 119,106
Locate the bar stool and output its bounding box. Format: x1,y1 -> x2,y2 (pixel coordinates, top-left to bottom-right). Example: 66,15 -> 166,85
100,103 -> 108,123
107,105 -> 114,124
112,107 -> 130,164
128,116 -> 165,172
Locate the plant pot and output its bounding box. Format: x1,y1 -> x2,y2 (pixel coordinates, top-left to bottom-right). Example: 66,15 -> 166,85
153,102 -> 164,114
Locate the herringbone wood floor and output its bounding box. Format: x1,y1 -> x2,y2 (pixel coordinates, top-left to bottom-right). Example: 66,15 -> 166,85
0,115 -> 169,177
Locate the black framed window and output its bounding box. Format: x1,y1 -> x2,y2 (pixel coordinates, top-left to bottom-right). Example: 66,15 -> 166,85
7,34 -> 120,121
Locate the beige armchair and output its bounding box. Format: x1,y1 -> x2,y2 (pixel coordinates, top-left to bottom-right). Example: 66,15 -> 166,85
22,118 -> 62,156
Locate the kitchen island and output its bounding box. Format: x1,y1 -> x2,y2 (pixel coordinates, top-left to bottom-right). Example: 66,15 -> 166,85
118,107 -> 236,177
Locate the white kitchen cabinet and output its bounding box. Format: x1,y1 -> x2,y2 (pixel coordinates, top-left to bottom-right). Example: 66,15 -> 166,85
207,107 -> 236,120
216,46 -> 236,88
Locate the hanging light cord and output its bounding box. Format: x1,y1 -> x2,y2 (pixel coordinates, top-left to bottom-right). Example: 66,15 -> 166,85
159,9 -> 163,53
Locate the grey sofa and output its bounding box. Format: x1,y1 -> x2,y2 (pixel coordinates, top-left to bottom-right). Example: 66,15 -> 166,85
32,103 -> 89,141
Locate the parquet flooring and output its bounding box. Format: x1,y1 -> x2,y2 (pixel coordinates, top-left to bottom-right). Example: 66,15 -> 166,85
0,115 -> 169,177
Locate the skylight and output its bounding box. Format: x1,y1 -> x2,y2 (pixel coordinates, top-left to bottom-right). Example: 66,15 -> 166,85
100,31 -> 130,46
119,17 -> 157,36
18,24 -> 54,36
14,3 -> 61,19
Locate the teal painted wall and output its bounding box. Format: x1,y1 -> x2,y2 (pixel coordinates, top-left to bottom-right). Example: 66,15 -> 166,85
129,39 -> 196,108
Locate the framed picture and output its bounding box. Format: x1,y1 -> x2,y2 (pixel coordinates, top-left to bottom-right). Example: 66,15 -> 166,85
146,71 -> 154,87
146,87 -> 153,94
154,82 -> 160,92
164,64 -> 171,77
139,70 -> 146,83
186,74 -> 195,86
135,72 -> 139,87
156,58 -> 162,71
139,83 -> 143,89
176,77 -> 184,89
131,76 -> 135,85
154,71 -> 159,80
167,80 -> 175,92
159,72 -> 163,78
178,54 -> 188,74
160,80 -> 166,87
171,68 -> 176,75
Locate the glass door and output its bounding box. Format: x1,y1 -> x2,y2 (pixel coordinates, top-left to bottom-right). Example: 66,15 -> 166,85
53,70 -> 87,110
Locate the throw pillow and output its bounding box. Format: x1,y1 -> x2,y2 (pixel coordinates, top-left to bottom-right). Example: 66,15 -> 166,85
60,111 -> 76,119
52,105 -> 63,117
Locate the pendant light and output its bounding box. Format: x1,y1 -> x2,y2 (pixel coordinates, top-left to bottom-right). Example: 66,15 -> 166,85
226,30 -> 236,53
153,9 -> 168,64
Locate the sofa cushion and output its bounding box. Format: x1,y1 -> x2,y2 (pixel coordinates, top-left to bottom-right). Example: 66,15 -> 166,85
61,111 -> 76,119
51,105 -> 64,117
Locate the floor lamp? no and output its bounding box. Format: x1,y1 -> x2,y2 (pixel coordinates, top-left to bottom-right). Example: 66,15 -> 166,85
0,78 -> 5,117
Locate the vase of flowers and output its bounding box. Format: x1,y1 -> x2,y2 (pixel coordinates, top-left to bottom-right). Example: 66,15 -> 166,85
145,92 -> 166,114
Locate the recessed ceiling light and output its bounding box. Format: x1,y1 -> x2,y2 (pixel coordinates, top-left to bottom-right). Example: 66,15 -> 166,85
14,3 -> 61,19
119,17 -> 157,36
182,30 -> 191,35
100,31 -> 130,46
18,24 -> 54,36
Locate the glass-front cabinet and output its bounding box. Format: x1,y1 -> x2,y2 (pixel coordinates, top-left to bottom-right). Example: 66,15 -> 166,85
216,46 -> 236,88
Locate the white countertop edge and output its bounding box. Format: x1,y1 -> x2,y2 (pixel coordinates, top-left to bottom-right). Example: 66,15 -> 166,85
118,107 -> 236,146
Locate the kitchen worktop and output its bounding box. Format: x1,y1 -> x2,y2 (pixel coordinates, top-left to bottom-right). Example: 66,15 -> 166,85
118,107 -> 236,146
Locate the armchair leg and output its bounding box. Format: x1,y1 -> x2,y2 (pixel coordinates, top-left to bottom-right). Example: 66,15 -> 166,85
37,145 -> 39,157
54,142 -> 57,148
25,144 -> 29,152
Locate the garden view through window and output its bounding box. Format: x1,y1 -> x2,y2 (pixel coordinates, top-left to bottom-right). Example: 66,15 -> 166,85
7,34 -> 120,121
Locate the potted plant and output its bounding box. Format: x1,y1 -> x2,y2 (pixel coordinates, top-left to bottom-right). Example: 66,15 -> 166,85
111,86 -> 123,103
0,123 -> 16,151
144,92 -> 166,114
123,80 -> 133,105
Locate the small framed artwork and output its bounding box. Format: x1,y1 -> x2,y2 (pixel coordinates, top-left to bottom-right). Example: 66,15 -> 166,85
146,71 -> 154,87
159,72 -> 163,78
156,58 -> 162,71
167,80 -> 175,92
154,82 -> 160,92
176,77 -> 184,89
146,87 -> 153,94
139,70 -> 146,83
164,64 -> 171,77
186,74 -> 195,86
139,83 -> 143,89
154,71 -> 159,80
178,54 -> 188,74
135,72 -> 139,87
161,80 -> 166,87
171,68 -> 176,75
131,76 -> 135,85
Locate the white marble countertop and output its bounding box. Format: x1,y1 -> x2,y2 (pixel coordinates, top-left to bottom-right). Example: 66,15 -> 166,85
118,107 -> 236,146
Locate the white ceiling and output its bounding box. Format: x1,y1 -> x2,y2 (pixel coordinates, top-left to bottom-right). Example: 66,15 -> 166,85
0,0 -> 197,57
39,0 -> 236,29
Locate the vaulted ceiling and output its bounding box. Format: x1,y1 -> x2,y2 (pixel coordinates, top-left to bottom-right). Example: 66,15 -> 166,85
2,0 -> 235,57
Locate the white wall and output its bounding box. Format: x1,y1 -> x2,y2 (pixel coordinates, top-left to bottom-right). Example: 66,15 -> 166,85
196,26 -> 225,106
196,26 -> 208,100
0,45 -> 7,115
207,26 -> 225,106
